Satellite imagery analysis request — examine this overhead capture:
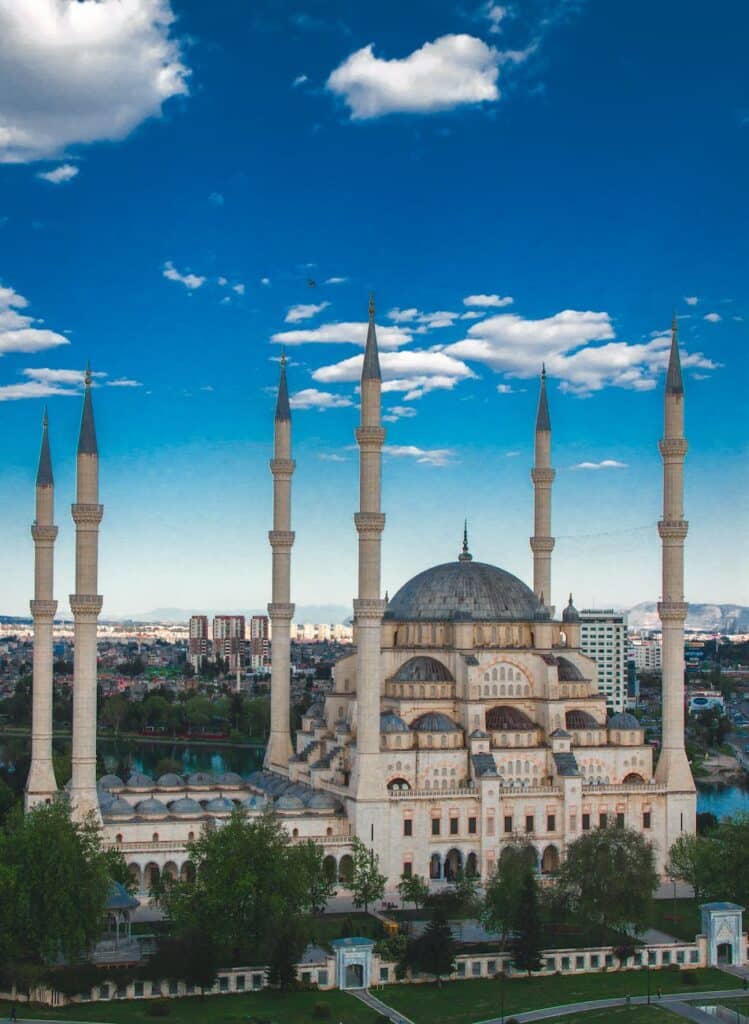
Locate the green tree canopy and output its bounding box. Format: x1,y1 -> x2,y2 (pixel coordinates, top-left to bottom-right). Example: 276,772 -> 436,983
350,836 -> 386,913
481,838 -> 537,949
406,914 -> 455,980
513,872 -> 543,975
668,815 -> 749,906
397,873 -> 430,911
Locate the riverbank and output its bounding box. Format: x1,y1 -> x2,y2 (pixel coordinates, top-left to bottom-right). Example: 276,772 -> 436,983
0,727 -> 265,750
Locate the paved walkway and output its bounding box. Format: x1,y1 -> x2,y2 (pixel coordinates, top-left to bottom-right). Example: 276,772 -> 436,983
350,987 -> 415,1024
471,989 -> 747,1024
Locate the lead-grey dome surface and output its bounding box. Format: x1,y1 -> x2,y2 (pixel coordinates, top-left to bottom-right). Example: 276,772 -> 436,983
392,656 -> 454,682
384,560 -> 540,622
381,711 -> 410,734
609,712 -> 641,729
411,712 -> 460,733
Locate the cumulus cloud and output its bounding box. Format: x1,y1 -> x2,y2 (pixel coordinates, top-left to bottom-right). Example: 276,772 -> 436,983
571,460 -> 628,471
289,388 -> 354,410
0,364 -> 137,401
272,320 -> 412,350
163,261 -> 205,290
0,0 -> 189,164
0,283 -> 70,357
388,307 -> 459,330
36,163 -> 79,184
384,444 -> 456,467
444,309 -> 718,395
383,404 -> 417,422
232,283 -> 245,296
496,383 -> 524,394
704,312 -> 721,323
484,3 -> 508,33
285,301 -> 331,324
318,452 -> 348,462
463,293 -> 513,307
327,34 -> 501,119
107,377 -> 142,387
313,349 -> 475,400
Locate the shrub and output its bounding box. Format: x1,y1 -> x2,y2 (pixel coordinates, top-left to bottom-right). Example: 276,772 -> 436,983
146,999 -> 171,1016
313,1002 -> 332,1019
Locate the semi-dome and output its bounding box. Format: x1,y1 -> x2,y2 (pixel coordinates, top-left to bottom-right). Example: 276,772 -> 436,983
156,772 -> 184,788
566,710 -> 602,730
556,656 -> 585,682
392,656 -> 454,682
126,772 -> 154,790
135,797 -> 168,819
609,712 -> 641,730
486,706 -> 536,731
384,560 -> 540,622
169,797 -> 203,817
106,797 -> 135,819
410,712 -> 460,733
381,711 -> 410,734
98,774 -> 124,791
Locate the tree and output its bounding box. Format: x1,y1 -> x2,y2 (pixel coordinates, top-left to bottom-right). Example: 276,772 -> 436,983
268,919 -> 306,990
667,833 -> 717,900
296,839 -> 337,913
0,800 -> 110,964
100,694 -> 128,737
512,872 -> 543,975
103,846 -> 137,895
398,873 -> 429,911
481,839 -> 537,950
454,869 -> 481,918
556,824 -> 658,936
151,929 -> 218,995
406,913 -> 455,981
350,836 -> 386,913
702,814 -> 749,905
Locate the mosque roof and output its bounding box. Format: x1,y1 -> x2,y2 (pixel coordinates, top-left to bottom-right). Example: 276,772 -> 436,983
78,367 -> 98,456
556,656 -> 585,681
106,797 -> 135,819
472,752 -> 498,777
392,656 -> 454,683
126,772 -> 154,789
562,594 -> 581,623
135,798 -> 169,818
276,793 -> 305,810
380,711 -> 410,734
37,411 -> 53,487
608,712 -> 641,729
169,797 -> 203,817
486,706 -> 536,731
566,709 -> 603,730
553,751 -> 581,777
204,797 -> 235,814
156,772 -> 184,787
98,774 -> 124,790
217,771 -> 244,787
384,559 -> 540,623
410,712 -> 461,733
186,771 -> 214,786
106,881 -> 139,911
306,791 -> 342,810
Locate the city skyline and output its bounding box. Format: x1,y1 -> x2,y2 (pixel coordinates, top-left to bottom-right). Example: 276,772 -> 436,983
0,0 -> 747,615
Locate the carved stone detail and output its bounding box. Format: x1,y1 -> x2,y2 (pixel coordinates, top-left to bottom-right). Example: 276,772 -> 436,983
531,467 -> 556,484
71,503 -> 103,525
270,458 -> 295,476
268,602 -> 295,620
354,512 -> 386,534
355,426 -> 386,448
659,439 -> 688,458
658,601 -> 689,622
658,520 -> 689,540
268,530 -> 295,548
530,536 -> 555,553
31,524 -> 58,543
30,599 -> 58,619
69,594 -> 103,616
353,598 -> 387,619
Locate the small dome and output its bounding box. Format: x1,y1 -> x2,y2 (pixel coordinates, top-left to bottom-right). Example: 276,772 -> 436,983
609,712 -> 641,730
381,711 -> 410,734
126,772 -> 154,789
98,790 -> 115,809
217,772 -> 243,787
276,793 -> 305,811
106,797 -> 134,819
187,771 -> 214,787
533,601 -> 551,621
550,727 -> 572,738
135,798 -> 169,819
470,728 -> 489,739
556,656 -> 585,682
410,712 -> 460,733
306,791 -> 341,810
156,773 -> 184,788
566,710 -> 602,730
98,774 -> 124,790
563,594 -> 581,623
204,797 -> 234,814
242,794 -> 268,810
486,706 -> 535,731
302,703 -> 325,720
169,797 -> 203,817
392,657 -> 454,683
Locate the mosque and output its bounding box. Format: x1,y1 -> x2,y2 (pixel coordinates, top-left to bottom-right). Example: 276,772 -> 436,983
24,301 -> 695,894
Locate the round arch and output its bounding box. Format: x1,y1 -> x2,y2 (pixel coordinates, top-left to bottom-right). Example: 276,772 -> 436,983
180,861 -> 195,883
623,772 -> 646,784
144,862 -> 160,890
128,863 -> 142,889
338,854 -> 354,885
323,854 -> 337,883
541,845 -> 560,875
429,853 -> 442,880
444,848 -> 463,882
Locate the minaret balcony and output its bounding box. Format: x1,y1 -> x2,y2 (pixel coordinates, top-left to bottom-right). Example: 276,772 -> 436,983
69,594 -> 103,616
530,536 -> 555,553
268,601 -> 295,620
268,529 -> 295,549
657,520 -> 688,540
355,425 -> 385,449
30,599 -> 57,619
354,512 -> 386,535
31,524 -> 58,543
269,458 -> 295,477
658,438 -> 688,457
657,601 -> 689,622
71,503 -> 103,525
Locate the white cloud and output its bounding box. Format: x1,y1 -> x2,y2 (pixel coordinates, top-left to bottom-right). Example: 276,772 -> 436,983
232,283 -> 245,296
107,377 -> 142,387
0,380 -> 77,402
284,301 -> 331,323
484,3 -> 508,33
463,293 -> 514,307
272,320 -> 411,350
571,460 -> 628,471
289,388 -> 354,410
314,348 -> 475,401
460,310 -> 485,319
384,444 -> 456,467
388,307 -> 458,329
36,163 -> 79,184
496,383 -> 524,394
0,364 -> 134,401
217,277 -> 228,286
261,277 -> 271,286
704,312 -> 721,323
209,192 -> 224,206
326,34 -> 501,119
162,261 -> 205,290
383,404 -> 417,422
318,452 -> 348,462
293,74 -> 309,87
684,296 -> 699,306
0,0 -> 189,164
325,276 -> 347,284
22,367 -> 93,385
0,283 -> 69,357
733,315 -> 744,322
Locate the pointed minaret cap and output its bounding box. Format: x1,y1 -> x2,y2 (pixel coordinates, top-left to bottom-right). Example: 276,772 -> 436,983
536,363 -> 551,431
458,519 -> 473,562
36,407 -> 53,487
275,350 -> 291,421
77,362 -> 98,456
361,293 -> 381,381
666,312 -> 684,395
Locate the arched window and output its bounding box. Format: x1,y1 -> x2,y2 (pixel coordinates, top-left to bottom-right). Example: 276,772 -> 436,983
492,684 -> 498,696
116,834 -> 123,844
441,735 -> 448,748
152,833 -> 159,843
492,668 -> 498,681
500,666 -> 506,681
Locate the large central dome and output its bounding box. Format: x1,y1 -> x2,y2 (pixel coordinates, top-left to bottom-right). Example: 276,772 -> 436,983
384,559 -> 541,622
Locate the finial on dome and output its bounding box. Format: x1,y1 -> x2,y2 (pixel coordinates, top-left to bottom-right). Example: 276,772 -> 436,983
458,520 -> 473,562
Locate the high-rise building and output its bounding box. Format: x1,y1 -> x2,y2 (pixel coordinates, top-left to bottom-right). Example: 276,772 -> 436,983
212,615 -> 246,671
628,637 -> 663,671
250,614 -> 270,668
579,609 -> 627,713
188,615 -> 210,671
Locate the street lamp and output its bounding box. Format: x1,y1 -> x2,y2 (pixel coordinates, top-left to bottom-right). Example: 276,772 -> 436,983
499,967 -> 505,1024
646,961 -> 651,1005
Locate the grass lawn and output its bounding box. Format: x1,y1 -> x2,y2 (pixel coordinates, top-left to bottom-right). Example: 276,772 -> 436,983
718,997 -> 749,1014
0,990 -> 372,1024
307,912 -> 383,948
381,967 -> 736,1024
569,1009 -> 681,1023
648,899 -> 702,942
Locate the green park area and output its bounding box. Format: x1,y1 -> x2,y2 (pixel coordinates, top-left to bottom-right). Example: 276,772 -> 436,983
648,899 -> 702,942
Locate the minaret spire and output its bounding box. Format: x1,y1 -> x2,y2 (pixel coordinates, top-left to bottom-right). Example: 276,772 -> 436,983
530,366 -> 555,611
266,356 -> 295,770
25,410 -> 59,808
655,310 -> 695,807
69,366 -> 104,821
352,294 -> 386,803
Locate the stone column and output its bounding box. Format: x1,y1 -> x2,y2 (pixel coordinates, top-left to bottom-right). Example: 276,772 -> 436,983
266,355 -> 295,771
25,411 -> 59,809
70,368 -> 103,821
655,318 -> 695,795
353,297 -> 386,800
530,367 -> 555,611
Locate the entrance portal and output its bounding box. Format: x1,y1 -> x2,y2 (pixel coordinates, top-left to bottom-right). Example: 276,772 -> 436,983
717,942 -> 733,965
345,963 -> 364,988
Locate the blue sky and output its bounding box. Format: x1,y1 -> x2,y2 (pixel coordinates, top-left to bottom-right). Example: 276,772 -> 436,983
0,0 -> 747,617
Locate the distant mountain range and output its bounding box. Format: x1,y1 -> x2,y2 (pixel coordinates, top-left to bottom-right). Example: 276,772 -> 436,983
625,603 -> 749,633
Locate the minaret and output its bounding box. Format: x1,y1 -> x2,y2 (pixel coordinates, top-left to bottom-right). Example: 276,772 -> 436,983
69,366 -> 104,821
655,317 -> 695,796
530,366 -> 555,611
266,354 -> 295,771
25,410 -> 59,809
352,295 -> 386,801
